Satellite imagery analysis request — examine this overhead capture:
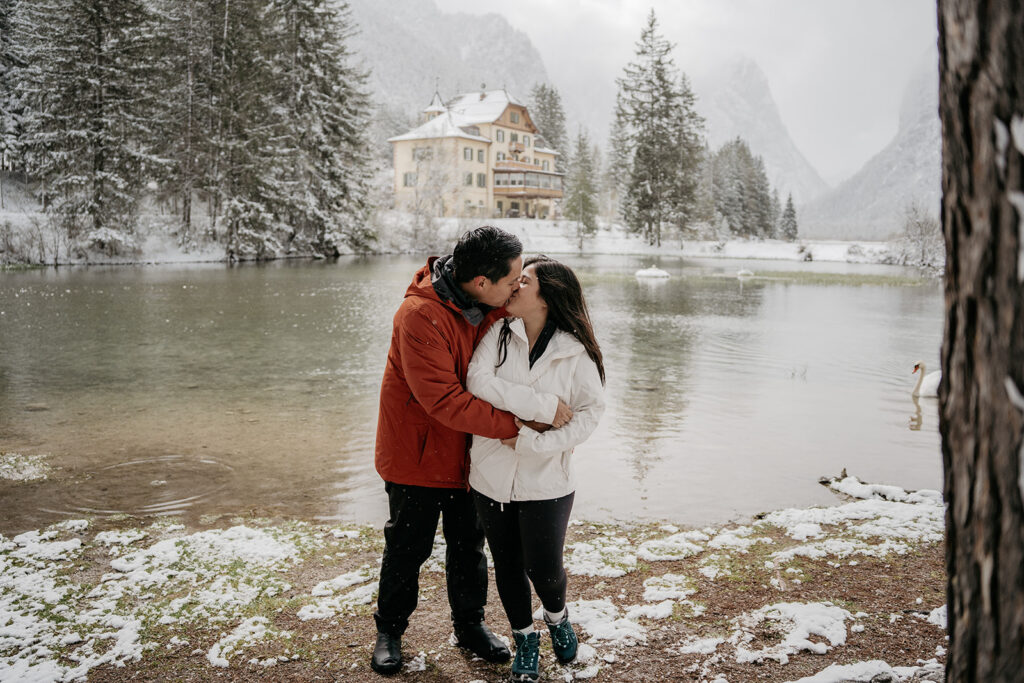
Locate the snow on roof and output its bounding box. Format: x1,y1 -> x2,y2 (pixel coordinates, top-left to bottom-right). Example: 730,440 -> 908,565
445,89 -> 524,126
534,145 -> 560,156
423,91 -> 446,114
387,111 -> 490,144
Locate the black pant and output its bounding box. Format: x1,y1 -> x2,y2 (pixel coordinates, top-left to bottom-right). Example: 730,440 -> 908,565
472,489 -> 575,630
374,482 -> 488,636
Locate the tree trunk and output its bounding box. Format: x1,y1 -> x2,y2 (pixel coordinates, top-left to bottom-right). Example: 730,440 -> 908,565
938,1 -> 1024,681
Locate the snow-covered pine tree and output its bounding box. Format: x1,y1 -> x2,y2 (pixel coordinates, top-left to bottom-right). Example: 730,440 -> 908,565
746,155 -> 773,238
148,0 -> 216,242
267,0 -> 373,255
17,0 -> 159,246
780,193 -> 798,241
664,73 -> 704,239
615,10 -> 702,246
204,0 -> 291,260
529,83 -> 567,170
603,95 -> 631,221
0,0 -> 20,178
563,129 -> 598,249
769,187 -> 782,239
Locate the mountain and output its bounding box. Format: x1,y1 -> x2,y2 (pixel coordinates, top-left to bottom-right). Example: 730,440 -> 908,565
347,0 -> 550,128
691,58 -> 831,205
800,49 -> 941,240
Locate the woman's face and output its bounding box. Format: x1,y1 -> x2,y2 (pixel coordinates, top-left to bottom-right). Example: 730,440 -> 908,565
505,264 -> 547,318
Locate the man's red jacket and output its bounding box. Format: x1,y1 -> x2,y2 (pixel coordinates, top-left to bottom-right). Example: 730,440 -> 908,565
374,258 -> 518,488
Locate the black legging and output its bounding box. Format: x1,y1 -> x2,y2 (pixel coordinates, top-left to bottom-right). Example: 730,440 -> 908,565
472,489 -> 575,630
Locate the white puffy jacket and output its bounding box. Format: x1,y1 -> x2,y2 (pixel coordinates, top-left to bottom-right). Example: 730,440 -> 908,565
466,317 -> 605,503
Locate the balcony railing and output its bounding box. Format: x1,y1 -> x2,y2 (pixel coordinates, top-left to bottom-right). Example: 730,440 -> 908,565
508,141 -> 524,154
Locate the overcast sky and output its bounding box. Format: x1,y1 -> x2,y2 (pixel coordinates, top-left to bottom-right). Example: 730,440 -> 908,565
432,0 -> 938,185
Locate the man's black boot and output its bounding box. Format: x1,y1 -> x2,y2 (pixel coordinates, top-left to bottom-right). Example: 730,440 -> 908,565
454,621 -> 511,662
371,632 -> 402,675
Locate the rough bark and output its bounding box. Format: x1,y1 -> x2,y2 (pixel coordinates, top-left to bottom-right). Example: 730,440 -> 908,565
938,1 -> 1024,681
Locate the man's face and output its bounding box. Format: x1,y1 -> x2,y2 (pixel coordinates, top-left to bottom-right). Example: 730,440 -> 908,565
471,256 -> 523,308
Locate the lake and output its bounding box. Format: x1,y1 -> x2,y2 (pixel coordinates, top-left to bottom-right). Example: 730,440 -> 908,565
0,255 -> 944,534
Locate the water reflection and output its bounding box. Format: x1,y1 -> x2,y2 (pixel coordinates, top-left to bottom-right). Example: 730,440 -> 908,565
0,256 -> 945,533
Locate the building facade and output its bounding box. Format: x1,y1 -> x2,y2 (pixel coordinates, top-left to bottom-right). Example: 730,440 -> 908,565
389,89 -> 563,219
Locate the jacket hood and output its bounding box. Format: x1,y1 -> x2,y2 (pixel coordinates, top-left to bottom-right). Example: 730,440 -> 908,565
405,257 -> 459,313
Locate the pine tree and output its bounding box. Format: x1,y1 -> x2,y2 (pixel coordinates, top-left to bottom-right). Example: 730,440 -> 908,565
563,129 -> 598,249
529,83 -> 567,169
148,0 -> 216,241
780,193 -> 798,241
18,0 -> 160,241
615,10 -> 703,246
769,187 -> 782,238
710,137 -> 775,239
0,0 -> 20,174
267,0 -> 373,255
603,95 -> 631,221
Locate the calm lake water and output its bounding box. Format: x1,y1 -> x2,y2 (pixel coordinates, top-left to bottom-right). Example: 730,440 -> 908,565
0,255 -> 944,534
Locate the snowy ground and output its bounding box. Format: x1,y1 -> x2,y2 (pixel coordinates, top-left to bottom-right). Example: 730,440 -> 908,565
2,195 -> 901,267
0,475 -> 947,682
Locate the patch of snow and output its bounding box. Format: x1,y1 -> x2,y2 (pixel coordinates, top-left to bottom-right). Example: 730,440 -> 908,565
708,526 -> 773,553
403,650 -> 427,672
0,452 -> 52,481
207,617 -> 286,668
568,599 -> 646,646
624,600 -> 675,620
566,535 -> 637,578
642,573 -> 696,602
637,529 -> 708,562
926,604 -> 946,629
733,602 -> 851,665
678,636 -> 724,654
782,659 -> 898,682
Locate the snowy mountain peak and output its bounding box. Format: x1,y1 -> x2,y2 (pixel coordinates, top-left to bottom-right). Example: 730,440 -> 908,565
801,45 -> 940,240
692,56 -> 830,204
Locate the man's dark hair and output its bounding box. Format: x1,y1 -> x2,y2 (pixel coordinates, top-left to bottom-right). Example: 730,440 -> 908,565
451,226 -> 522,283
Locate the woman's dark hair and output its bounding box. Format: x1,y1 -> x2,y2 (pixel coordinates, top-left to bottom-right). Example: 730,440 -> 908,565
452,225 -> 522,284
496,255 -> 605,385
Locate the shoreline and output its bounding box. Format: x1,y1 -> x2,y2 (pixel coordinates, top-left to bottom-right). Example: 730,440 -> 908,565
1,475 -> 947,682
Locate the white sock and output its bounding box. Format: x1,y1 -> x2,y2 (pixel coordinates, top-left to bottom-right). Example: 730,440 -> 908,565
513,624 -> 535,637
544,607 -> 566,624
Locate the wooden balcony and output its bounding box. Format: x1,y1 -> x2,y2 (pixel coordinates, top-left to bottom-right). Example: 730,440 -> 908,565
508,141 -> 524,154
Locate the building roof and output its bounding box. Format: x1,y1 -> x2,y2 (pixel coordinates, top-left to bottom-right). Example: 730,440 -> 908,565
423,91 -> 446,114
444,89 -> 525,126
387,110 -> 491,144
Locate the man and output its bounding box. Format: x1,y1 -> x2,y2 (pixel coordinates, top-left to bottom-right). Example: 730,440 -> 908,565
371,226 -> 571,674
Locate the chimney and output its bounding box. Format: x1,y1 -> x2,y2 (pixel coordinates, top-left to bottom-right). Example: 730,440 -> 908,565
479,83 -> 486,101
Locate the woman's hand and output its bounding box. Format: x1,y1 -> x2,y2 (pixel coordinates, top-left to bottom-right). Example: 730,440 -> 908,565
552,399 -> 573,428
501,436 -> 518,448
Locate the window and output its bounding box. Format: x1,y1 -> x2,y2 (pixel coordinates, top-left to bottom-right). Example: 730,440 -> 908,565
477,149 -> 484,163
496,129 -> 505,142
541,175 -> 551,189
526,173 -> 539,188
412,147 -> 433,161
464,172 -> 473,186
524,135 -> 530,147
495,172 -> 507,186
464,147 -> 473,160
510,132 -> 518,143
497,152 -> 506,161
403,172 -> 417,187
477,173 -> 486,188
510,111 -> 520,124
542,160 -> 549,171
497,201 -> 503,214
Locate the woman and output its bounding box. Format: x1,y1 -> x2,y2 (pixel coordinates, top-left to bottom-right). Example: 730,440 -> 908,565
466,255 -> 606,683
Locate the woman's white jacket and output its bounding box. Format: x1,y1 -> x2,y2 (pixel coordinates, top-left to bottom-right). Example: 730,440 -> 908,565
467,317 -> 605,503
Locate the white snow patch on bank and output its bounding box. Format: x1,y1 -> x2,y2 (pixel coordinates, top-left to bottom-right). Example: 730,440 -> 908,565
568,599 -> 647,646
566,535 -> 637,577
637,529 -> 708,562
733,602 -> 851,665
0,452 -> 52,481
207,616 -> 288,668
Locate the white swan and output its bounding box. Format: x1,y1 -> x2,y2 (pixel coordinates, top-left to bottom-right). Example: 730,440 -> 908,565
912,361 -> 941,398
